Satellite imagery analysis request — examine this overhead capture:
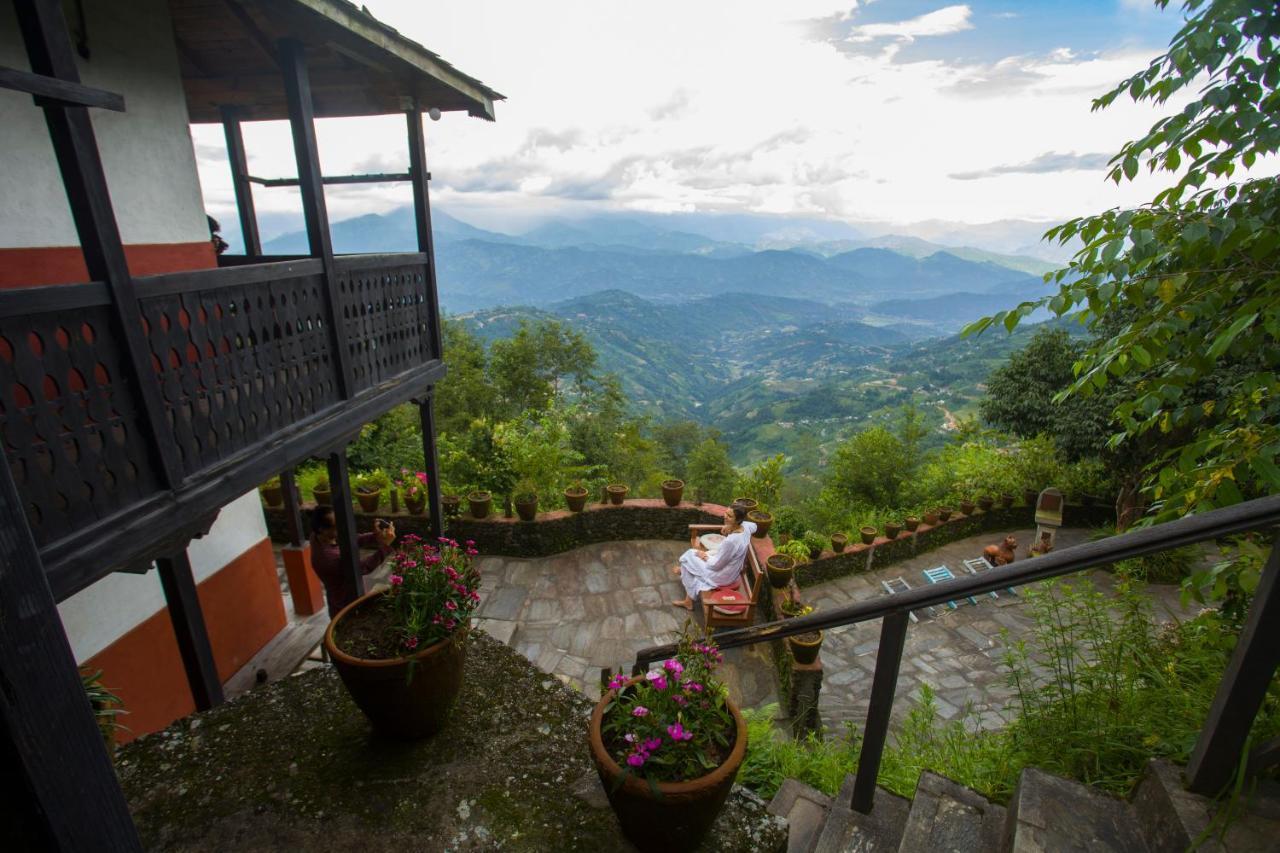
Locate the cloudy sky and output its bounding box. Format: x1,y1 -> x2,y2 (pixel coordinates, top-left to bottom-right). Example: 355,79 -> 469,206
194,0 -> 1203,243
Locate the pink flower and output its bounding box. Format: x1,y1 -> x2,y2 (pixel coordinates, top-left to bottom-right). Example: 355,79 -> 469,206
404,636 -> 419,650
643,737 -> 663,752
608,673 -> 629,690
632,706 -> 649,717
445,618 -> 457,630
683,680 -> 704,693
624,733 -> 637,743
388,574 -> 403,586
626,753 -> 646,768
663,658 -> 684,676
672,695 -> 688,706
667,723 -> 693,742
445,600 -> 458,611
645,671 -> 668,691
416,471 -> 428,483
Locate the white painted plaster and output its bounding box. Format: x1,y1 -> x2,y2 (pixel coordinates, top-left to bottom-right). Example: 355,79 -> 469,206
57,491 -> 270,663
0,0 -> 210,250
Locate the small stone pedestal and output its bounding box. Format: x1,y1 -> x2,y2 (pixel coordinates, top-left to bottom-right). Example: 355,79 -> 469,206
789,659 -> 823,740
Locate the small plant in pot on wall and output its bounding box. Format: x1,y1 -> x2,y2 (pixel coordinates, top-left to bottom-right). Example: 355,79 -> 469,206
313,478 -> 332,506
397,468 -> 429,515
661,477 -> 685,507
513,479 -> 538,522
590,629 -> 746,852
260,475 -> 284,508
802,530 -> 827,560
607,483 -> 629,505
564,480 -> 589,512
324,535 -> 481,739
354,470 -> 385,513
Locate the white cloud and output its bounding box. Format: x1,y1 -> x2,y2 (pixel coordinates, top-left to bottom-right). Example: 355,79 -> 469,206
844,4 -> 974,43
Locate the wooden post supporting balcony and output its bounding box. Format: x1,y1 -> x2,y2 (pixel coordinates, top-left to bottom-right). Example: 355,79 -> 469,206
157,552 -> 225,711
326,449 -> 365,603
0,429 -> 141,850
407,99 -> 443,360
220,105 -> 262,256
417,391 -> 443,539
279,38 -> 353,399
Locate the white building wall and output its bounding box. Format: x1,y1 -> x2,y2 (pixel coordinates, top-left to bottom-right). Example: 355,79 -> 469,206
0,0 -> 210,248
57,490 -> 270,663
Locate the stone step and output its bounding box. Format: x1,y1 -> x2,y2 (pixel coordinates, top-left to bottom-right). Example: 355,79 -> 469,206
1131,759 -> 1280,852
1004,767 -> 1149,852
813,775 -> 910,853
897,770 -> 1006,853
768,778 -> 833,853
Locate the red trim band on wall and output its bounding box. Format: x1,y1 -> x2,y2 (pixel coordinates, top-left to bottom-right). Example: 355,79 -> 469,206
0,241 -> 218,288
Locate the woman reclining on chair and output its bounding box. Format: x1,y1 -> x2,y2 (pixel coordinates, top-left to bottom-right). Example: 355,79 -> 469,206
671,502 -> 756,611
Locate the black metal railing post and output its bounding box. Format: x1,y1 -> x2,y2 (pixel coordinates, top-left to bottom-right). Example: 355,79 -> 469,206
1186,542 -> 1280,794
852,610 -> 910,813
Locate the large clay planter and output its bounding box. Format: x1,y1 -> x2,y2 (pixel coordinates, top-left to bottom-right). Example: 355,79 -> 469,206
589,682 -> 747,852
733,497 -> 758,514
515,495 -> 538,522
977,495 -> 994,512
789,631 -> 823,666
441,494 -> 461,518
830,532 -> 848,553
661,479 -> 685,507
405,494 -> 427,515
468,491 -> 492,519
324,591 -> 467,739
765,554 -> 795,589
859,526 -> 877,546
260,483 -> 284,507
313,483 -> 332,506
959,500 -> 976,516
356,487 -> 381,513
565,488 -> 589,512
884,521 -> 902,539
747,510 -> 772,539
905,516 -> 920,532
607,484 -> 629,505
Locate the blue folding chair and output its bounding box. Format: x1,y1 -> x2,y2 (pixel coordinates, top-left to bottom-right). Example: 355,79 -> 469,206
880,577 -> 920,623
922,565 -> 979,609
963,557 -> 1017,597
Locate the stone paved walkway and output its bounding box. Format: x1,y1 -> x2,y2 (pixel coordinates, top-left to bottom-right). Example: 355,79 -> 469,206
807,527 -> 1202,735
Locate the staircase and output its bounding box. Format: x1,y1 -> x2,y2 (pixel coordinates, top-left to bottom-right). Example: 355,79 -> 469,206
768,760 -> 1280,852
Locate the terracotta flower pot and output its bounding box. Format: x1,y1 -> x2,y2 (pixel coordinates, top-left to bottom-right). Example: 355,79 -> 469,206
765,554 -> 795,589
260,483 -> 284,507
922,511 -> 939,526
959,499 -> 976,515
999,493 -> 1014,509
441,494 -> 461,518
565,487 -> 589,512
938,507 -> 953,522
747,510 -> 772,539
607,484 -> 629,505
905,516 -> 920,532
1023,488 -> 1039,507
733,497 -> 758,514
885,522 -> 902,539
324,591 -> 467,739
830,532 -> 848,553
859,526 -> 877,545
977,495 -> 994,512
515,495 -> 538,522
405,494 -> 427,515
589,681 -> 747,852
468,491 -> 492,519
789,631 -> 823,666
661,479 -> 685,507
313,484 -> 332,506
356,487 -> 381,513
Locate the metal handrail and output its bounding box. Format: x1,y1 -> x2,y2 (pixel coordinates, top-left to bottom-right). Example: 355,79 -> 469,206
632,493 -> 1280,812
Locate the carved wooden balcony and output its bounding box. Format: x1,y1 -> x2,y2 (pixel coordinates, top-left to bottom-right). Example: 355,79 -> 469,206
0,253 -> 441,599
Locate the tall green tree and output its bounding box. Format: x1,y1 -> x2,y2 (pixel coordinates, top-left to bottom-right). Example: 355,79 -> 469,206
968,0 -> 1280,518
687,436 -> 737,505
489,319 -> 598,418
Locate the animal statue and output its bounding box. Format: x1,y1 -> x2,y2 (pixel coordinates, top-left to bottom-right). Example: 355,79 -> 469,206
983,535 -> 1018,566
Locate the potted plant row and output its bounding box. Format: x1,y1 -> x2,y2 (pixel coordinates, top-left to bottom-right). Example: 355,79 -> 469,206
607,483 -> 629,505
747,509 -> 772,539
565,481 -> 590,512
514,479 -> 538,522
397,468 -> 429,515
591,630 -> 744,852
323,534 -> 481,739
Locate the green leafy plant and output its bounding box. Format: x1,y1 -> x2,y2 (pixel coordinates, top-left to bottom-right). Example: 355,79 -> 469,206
801,530 -> 827,558
771,505 -> 806,541
513,478 -> 538,503
776,539 -> 812,565
396,468 -> 428,502
1183,536 -> 1268,625
81,668 -> 127,744
384,535 -> 481,653
354,469 -> 389,493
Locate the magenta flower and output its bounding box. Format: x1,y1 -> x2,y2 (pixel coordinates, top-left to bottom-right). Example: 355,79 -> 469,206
632,706 -> 649,717
445,600 -> 458,611
608,673 -> 629,690
667,723 -> 694,742
444,618 -> 457,630
643,737 -> 663,752
626,752 -> 646,768
683,680 -> 704,693
645,671 -> 669,691
404,636 -> 419,650
672,694 -> 688,706
388,574 -> 404,586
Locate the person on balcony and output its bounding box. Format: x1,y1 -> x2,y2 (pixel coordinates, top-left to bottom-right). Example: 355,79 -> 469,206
309,506 -> 396,617
671,502 -> 756,610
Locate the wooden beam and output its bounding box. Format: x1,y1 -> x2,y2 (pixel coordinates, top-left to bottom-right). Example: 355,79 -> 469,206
279,37 -> 354,399
280,469 -> 305,547
220,105 -> 262,256
0,345 -> 140,848
1187,542 -> 1280,794
417,392 -> 443,539
325,450 -> 364,602
156,553 -> 225,711
407,100 -> 442,360
218,0 -> 280,68
13,0 -> 182,491
0,64 -> 124,110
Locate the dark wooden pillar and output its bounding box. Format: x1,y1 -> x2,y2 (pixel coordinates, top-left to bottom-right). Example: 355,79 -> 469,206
0,428 -> 141,849
326,449 -> 364,600
852,610 -> 910,813
15,0 -> 181,490
1187,543 -> 1280,794
280,468 -> 305,547
417,391 -> 443,539
407,99 -> 443,360
220,105 -> 262,256
156,553 -> 225,710
279,38 -> 353,398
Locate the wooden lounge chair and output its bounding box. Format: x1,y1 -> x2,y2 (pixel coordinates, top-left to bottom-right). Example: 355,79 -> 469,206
687,524 -> 765,629
962,556 -> 1017,596
879,577 -> 920,623
922,565 -> 979,609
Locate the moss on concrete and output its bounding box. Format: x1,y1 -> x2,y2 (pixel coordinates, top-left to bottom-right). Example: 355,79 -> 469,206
120,631 -> 786,851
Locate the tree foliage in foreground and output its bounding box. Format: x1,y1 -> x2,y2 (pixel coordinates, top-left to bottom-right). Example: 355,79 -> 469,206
968,0 -> 1280,518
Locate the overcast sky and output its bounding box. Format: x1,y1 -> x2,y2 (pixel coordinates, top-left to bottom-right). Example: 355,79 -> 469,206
194,0 -> 1208,241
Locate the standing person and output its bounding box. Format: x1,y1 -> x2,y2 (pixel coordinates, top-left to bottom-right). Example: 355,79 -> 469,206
309,505 -> 396,618
671,502 -> 756,611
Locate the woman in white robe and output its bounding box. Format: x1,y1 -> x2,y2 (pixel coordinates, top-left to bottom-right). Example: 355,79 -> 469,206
671,503 -> 756,610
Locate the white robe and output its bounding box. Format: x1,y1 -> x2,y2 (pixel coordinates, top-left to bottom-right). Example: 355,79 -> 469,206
679,521 -> 756,599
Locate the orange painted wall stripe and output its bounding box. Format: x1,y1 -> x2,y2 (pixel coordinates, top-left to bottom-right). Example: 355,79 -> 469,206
0,241 -> 218,288
83,537 -> 286,743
